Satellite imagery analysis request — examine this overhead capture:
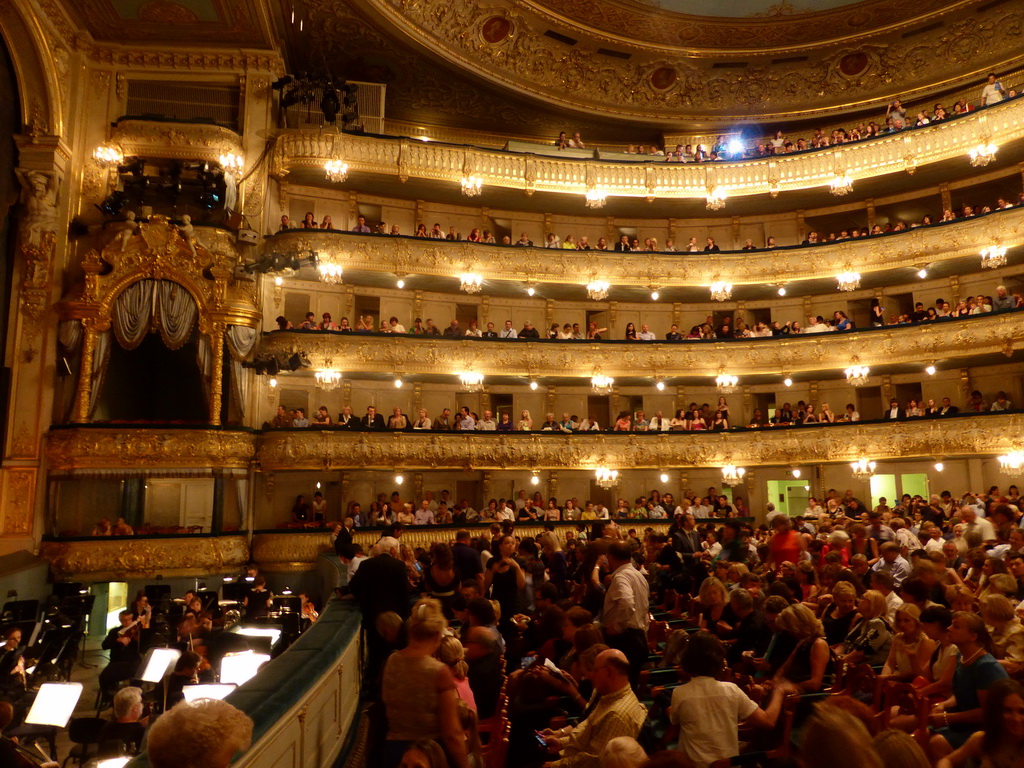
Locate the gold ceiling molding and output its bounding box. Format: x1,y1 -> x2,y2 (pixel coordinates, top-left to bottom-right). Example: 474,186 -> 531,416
45,428 -> 257,472
260,310 -> 1021,379
340,0 -> 1024,121
257,415 -> 1020,472
41,535 -> 250,581
109,120 -> 244,164
273,100 -> 1022,200
266,206 -> 1024,287
252,532 -> 334,571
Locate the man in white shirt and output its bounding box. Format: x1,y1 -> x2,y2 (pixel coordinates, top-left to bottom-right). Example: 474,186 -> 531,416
477,410 -> 497,430
961,505 -> 997,547
981,72 -> 1006,105
499,320 -> 517,339
648,411 -> 671,431
387,316 -> 406,333
414,501 -> 435,525
803,316 -> 828,334
601,541 -> 650,682
457,406 -> 476,431
637,324 -> 656,341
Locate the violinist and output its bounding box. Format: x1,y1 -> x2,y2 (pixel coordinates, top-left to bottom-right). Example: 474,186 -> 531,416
164,650 -> 202,710
102,610 -> 142,666
177,597 -> 214,654
0,628 -> 26,700
0,702 -> 59,767
129,591 -> 152,629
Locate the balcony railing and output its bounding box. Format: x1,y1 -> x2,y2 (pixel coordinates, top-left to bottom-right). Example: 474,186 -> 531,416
261,307 -> 1024,379
272,96 -> 1024,201
264,204 -> 1024,288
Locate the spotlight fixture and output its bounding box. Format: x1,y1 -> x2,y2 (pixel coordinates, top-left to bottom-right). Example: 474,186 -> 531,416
458,371 -> 484,392
981,245 -> 1008,269
836,272 -> 861,291
705,187 -> 727,210
314,369 -> 342,391
595,467 -> 619,489
721,465 -> 746,486
850,458 -> 877,480
829,174 -> 853,196
585,189 -> 608,209
709,282 -> 732,301
591,375 -> 614,394
715,374 -> 739,393
968,142 -> 997,167
586,281 -> 610,301
324,159 -> 349,183
460,176 -> 483,196
459,273 -> 483,293
844,365 -> 870,384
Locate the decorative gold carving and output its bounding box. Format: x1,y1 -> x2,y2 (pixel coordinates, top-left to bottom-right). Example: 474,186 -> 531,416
1,468 -> 37,536
40,535 -> 249,581
45,428 -> 257,472
252,532 -> 334,572
110,120 -> 244,164
275,95 -> 1024,200
267,204 -> 1024,288
256,414 -> 1024,472
261,310 -> 1021,378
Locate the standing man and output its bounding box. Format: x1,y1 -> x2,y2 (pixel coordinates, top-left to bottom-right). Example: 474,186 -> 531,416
601,541 -> 649,683
348,537 -> 410,692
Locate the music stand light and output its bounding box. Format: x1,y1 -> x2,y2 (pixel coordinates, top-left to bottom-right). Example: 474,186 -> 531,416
137,647 -> 181,683
94,758 -> 132,768
183,683 -> 237,702
25,682 -> 83,727
220,650 -> 270,685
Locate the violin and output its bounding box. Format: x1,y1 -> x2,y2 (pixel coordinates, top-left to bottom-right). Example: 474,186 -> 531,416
4,736 -> 56,768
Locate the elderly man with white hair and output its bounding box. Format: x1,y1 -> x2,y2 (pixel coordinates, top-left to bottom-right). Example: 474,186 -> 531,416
148,698 -> 253,768
349,535 -> 410,691
98,685 -> 147,753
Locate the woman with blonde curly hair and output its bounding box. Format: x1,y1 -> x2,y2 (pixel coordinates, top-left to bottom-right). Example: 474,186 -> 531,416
383,598 -> 468,768
774,603 -> 831,692
841,590 -> 893,666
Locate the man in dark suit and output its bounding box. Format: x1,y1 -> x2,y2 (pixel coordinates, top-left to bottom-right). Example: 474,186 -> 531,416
883,399 -> 906,420
360,405 -> 386,429
938,397 -> 959,416
452,529 -> 484,592
348,537 -> 410,690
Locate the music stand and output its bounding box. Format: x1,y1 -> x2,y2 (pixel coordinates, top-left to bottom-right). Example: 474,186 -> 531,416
220,650 -> 270,685
137,647 -> 181,683
182,683 -> 237,702
25,682 -> 83,727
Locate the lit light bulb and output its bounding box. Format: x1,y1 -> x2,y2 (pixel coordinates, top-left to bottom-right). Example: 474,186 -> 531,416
274,276 -> 283,286
394,378 -> 403,388
917,268 -> 928,279
397,279 -> 405,289
268,377 -> 277,388
651,291 -> 660,301
792,469 -> 801,479
783,377 -> 792,387
934,462 -> 944,472
530,474 -> 540,486
655,381 -> 666,391
527,286 -> 536,296
316,481 -> 321,489
530,381 -> 539,390
659,472 -> 669,484
925,365 -> 936,375
395,474 -> 404,485
777,286 -> 787,296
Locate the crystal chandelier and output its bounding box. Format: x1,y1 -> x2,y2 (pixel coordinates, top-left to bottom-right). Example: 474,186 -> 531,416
218,152 -> 244,178
324,159 -> 349,183
93,143 -> 124,168
705,187 -> 727,211
591,375 -> 614,394
850,458 -> 876,480
314,369 -> 342,391
459,273 -> 483,293
460,176 -> 483,196
458,372 -> 484,392
709,282 -> 732,301
829,174 -> 853,195
844,365 -> 870,384
836,272 -> 861,291
586,281 -> 610,301
968,142 -> 997,167
998,452 -> 1024,473
981,245 -> 1008,269
595,467 -> 619,489
721,465 -> 746,487
715,374 -> 739,392
318,260 -> 344,285
585,189 -> 608,209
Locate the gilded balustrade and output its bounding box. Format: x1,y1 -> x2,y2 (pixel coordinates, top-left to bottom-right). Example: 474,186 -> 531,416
260,309 -> 1022,379
265,205 -> 1024,288
108,119 -> 244,164
272,99 -> 1024,200
41,534 -> 249,581
257,413 -> 1020,472
45,427 -> 257,473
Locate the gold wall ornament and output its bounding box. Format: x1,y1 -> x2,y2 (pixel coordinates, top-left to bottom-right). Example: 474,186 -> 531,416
274,96 -> 1024,200
109,120 -> 245,165
251,532 -> 335,572
260,300 -> 1023,379
44,428 -> 257,472
266,203 -> 1024,288
40,535 -> 250,581
256,414 -> 1022,472
0,468 -> 37,536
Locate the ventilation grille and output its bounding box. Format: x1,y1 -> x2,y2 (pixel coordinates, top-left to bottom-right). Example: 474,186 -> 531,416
544,30 -> 578,45
288,81 -> 387,135
902,21 -> 942,38
597,48 -> 631,60
711,61 -> 748,69
125,80 -> 240,130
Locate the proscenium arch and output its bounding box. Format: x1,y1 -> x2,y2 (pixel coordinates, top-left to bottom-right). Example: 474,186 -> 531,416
0,2 -> 63,137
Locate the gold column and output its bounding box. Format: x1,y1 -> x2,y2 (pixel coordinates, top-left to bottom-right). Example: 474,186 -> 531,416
482,471 -> 492,503
881,375 -> 893,404
546,386 -> 556,417
413,472 -> 424,503
413,383 -> 423,414
545,299 -> 555,331
71,319 -> 106,423
480,296 -> 490,327
866,199 -> 876,229
413,290 -> 423,321
415,199 -> 425,229
948,275 -> 961,305
481,387 -> 491,414
675,386 -> 686,415
606,217 -> 616,242
208,323 -> 226,426
939,183 -> 952,213
667,218 -> 677,244
342,285 -> 355,323
796,209 -> 806,240
549,471 -> 558,500
342,379 -> 352,408
731,216 -> 741,250
672,302 -> 682,329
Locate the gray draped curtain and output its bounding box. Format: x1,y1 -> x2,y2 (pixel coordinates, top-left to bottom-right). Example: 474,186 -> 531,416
112,280 -> 155,350
58,320 -> 82,422
89,331 -> 111,419
226,325 -> 258,418
156,280 -> 198,350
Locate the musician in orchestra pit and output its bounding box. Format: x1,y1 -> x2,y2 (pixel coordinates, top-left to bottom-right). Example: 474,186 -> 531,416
0,628 -> 26,701
164,650 -> 203,710
129,591 -> 152,628
242,576 -> 272,619
102,611 -> 143,666
0,701 -> 59,767
97,686 -> 147,754
177,597 -> 214,653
